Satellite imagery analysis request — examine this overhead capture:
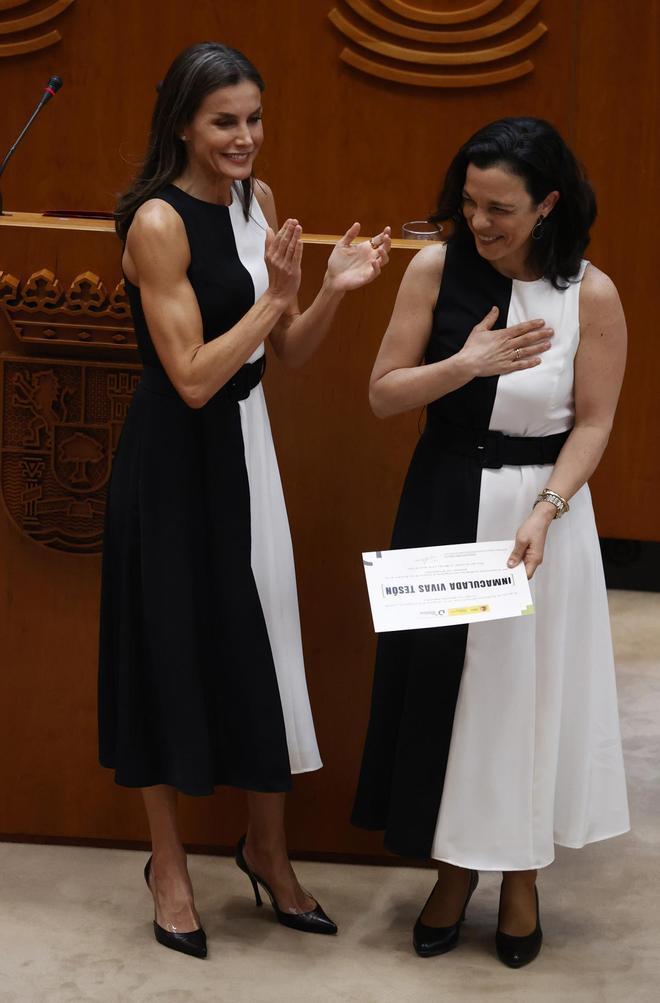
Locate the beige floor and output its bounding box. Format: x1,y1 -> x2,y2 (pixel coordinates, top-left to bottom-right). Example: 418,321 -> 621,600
1,590 -> 658,1003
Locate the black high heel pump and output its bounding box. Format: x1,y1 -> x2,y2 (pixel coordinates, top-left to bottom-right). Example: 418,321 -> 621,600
235,835 -> 337,935
144,856 -> 207,959
495,885 -> 543,968
413,870 -> 479,957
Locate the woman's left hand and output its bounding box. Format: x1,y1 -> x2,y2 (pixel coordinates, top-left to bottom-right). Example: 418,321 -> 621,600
325,223 -> 391,292
507,505 -> 555,579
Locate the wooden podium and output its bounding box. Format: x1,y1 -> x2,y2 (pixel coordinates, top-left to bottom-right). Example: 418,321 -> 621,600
0,212 -> 420,859
0,213 -> 652,860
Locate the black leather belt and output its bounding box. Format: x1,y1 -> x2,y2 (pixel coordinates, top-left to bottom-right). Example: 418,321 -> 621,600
223,354 -> 266,401
140,354 -> 266,404
424,422 -> 571,469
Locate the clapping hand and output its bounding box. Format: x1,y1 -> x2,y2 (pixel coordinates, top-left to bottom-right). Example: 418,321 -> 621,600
265,219 -> 304,306
325,223 -> 392,292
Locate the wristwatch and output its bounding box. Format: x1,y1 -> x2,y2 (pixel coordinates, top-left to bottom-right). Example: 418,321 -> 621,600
534,489 -> 570,519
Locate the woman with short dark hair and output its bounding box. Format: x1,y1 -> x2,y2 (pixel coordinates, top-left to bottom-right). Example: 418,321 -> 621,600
353,117 -> 629,968
99,41 -> 390,958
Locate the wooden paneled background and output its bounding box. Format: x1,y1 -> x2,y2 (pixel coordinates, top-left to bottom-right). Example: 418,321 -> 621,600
0,0 -> 657,859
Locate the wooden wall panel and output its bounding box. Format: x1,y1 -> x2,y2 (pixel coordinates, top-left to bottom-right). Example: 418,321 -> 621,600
0,0 -> 573,234
0,221 -> 419,857
572,0 -> 660,540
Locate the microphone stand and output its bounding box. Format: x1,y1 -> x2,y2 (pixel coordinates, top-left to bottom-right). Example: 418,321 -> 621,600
0,76 -> 63,216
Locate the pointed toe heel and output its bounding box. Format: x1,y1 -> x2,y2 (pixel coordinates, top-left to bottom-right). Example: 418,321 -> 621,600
235,835 -> 338,936
413,870 -> 479,958
495,887 -> 542,969
152,919 -> 207,959
144,856 -> 208,959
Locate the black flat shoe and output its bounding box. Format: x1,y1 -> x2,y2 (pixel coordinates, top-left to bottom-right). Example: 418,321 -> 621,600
144,857 -> 207,959
413,870 -> 479,957
496,886 -> 542,968
235,835 -> 337,935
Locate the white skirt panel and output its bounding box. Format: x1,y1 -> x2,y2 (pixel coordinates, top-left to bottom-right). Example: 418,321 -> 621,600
430,465 -> 629,869
238,384 -> 322,774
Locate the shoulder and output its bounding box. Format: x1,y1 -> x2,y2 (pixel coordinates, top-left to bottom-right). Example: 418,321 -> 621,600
253,179 -> 277,230
386,243 -> 446,322
253,178 -> 276,222
580,263 -> 619,302
401,241 -> 446,293
126,199 -> 190,275
579,264 -> 624,327
254,178 -> 274,204
409,241 -> 446,274
128,198 -> 186,244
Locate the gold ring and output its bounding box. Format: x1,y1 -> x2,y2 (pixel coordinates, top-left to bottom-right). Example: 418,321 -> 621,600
513,347 -> 521,362
369,237 -> 377,250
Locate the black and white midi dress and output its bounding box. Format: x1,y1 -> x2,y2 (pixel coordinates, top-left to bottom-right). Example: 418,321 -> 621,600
98,184 -> 321,794
352,236 -> 629,869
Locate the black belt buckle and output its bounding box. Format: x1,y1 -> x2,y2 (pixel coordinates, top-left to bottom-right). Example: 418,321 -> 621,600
476,429 -> 504,469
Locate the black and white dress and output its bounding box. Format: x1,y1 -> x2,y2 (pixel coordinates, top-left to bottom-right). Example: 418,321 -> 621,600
98,184 -> 321,795
352,236 -> 629,869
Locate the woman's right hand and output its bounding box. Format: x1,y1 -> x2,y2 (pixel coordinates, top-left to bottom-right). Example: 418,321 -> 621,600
459,306 -> 553,378
265,218 -> 303,307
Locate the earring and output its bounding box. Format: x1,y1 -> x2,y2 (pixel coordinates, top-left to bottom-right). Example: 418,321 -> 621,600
532,216 -> 545,240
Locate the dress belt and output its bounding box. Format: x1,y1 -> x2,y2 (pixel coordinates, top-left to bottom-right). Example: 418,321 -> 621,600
140,354 -> 266,403
424,422 -> 571,469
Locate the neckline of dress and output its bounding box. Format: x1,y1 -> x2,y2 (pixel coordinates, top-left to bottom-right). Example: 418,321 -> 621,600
464,235 -> 547,285
168,183 -> 235,209
486,260 -> 546,285
508,273 -> 546,285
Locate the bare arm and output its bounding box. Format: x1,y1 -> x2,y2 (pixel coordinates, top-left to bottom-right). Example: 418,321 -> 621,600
369,245 -> 553,418
255,181 -> 391,368
542,265 -> 627,503
123,199 -> 300,408
508,265 -> 627,576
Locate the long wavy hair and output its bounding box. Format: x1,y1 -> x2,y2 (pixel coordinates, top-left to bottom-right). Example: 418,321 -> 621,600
429,117 -> 597,289
115,42 -> 264,241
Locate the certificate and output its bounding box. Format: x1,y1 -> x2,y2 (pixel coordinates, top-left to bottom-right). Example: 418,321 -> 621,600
362,540 -> 534,633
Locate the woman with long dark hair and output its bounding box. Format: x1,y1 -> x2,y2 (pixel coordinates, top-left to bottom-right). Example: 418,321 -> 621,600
353,117 -> 629,968
99,41 -> 390,958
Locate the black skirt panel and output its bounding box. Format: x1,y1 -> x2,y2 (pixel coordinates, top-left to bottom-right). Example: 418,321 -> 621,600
99,380 -> 291,794
352,238 -> 514,857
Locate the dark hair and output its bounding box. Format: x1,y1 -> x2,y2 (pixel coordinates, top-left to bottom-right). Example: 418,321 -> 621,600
115,42 -> 264,240
429,117 -> 596,289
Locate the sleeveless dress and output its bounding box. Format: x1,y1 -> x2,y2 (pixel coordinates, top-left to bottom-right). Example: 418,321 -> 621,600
352,236 -> 630,869
98,184 -> 321,794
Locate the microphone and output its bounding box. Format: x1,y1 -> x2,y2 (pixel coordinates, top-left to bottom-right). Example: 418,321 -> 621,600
0,75 -> 63,216
41,75 -> 63,104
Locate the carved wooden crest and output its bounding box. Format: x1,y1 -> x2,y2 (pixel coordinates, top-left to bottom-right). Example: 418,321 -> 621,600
329,0 -> 547,87
0,0 -> 75,59
0,356 -> 140,552
0,268 -> 135,350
